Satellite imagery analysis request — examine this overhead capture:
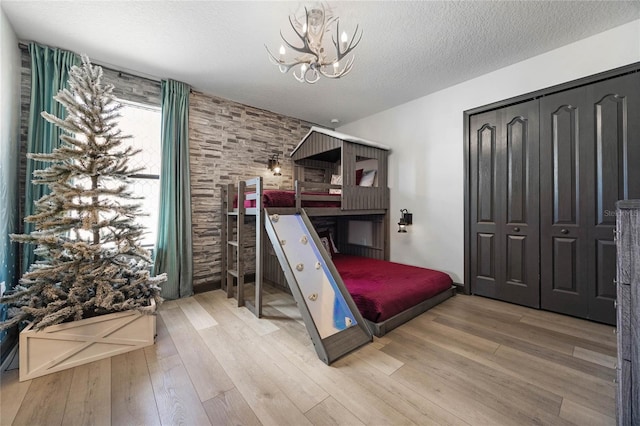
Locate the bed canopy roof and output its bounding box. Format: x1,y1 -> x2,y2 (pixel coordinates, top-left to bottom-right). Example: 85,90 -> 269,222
290,126 -> 391,159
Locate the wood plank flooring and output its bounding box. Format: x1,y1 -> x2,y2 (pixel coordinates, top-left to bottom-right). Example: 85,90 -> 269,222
1,287 -> 617,426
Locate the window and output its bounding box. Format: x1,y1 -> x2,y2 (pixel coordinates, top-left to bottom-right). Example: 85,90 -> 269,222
116,100 -> 162,248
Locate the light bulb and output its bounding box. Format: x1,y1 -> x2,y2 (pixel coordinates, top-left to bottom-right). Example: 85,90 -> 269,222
301,63 -> 307,73
279,45 -> 285,58
341,31 -> 348,49
302,23 -> 307,34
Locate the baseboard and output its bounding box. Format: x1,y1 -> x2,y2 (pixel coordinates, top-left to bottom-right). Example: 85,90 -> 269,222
193,273 -> 257,294
452,282 -> 465,293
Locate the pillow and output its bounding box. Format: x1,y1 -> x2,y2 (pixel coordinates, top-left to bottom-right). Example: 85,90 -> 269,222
318,230 -> 339,255
355,169 -> 364,185
329,174 -> 342,195
319,237 -> 332,258
329,232 -> 339,254
359,170 -> 376,187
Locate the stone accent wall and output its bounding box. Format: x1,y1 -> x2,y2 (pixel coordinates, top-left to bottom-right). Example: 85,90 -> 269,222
19,45 -> 313,293
18,49 -> 30,245
189,91 -> 312,290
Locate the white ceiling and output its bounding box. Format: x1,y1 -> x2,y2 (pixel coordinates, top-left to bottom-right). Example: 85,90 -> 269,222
3,1 -> 639,127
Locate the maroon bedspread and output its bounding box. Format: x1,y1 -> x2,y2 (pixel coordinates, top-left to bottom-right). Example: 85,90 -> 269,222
332,254 -> 453,323
236,190 -> 340,208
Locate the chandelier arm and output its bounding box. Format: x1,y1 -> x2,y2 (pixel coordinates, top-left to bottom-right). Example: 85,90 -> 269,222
291,11 -> 307,41
317,6 -> 338,46
304,67 -> 321,84
280,30 -> 313,56
291,11 -> 304,31
349,26 -> 364,50
334,23 -> 362,61
265,45 -> 299,72
292,68 -> 305,83
283,11 -> 318,56
347,25 -> 363,52
318,56 -> 355,79
280,18 -> 322,62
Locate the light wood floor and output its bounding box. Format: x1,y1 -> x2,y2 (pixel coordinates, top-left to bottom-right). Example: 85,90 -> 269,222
1,286 -> 617,426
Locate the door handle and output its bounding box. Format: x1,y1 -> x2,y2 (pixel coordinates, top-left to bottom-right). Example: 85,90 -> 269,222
560,229 -> 569,234
513,227 -> 520,232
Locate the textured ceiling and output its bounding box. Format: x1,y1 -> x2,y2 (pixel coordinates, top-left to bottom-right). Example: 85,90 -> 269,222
3,1 -> 639,127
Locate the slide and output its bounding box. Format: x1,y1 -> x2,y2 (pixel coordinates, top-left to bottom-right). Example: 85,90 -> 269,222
264,209 -> 372,364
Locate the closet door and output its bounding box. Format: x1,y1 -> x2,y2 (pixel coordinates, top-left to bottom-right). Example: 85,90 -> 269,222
540,72 -> 640,323
470,110 -> 502,301
470,100 -> 540,307
587,73 -> 640,324
540,86 -> 590,318
501,101 -> 540,307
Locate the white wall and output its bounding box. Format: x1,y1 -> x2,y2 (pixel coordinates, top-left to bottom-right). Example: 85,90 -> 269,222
0,7 -> 22,288
338,20 -> 640,283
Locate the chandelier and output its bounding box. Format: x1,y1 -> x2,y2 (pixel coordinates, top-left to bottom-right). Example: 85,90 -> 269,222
265,4 -> 362,84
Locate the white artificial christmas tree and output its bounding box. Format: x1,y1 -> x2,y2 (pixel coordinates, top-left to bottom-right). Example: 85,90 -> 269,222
1,55 -> 165,331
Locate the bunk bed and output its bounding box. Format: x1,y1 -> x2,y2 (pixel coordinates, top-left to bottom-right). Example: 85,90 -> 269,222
220,126 -> 455,336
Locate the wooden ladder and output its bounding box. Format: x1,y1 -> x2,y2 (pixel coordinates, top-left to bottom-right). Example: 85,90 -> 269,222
220,179 -> 263,316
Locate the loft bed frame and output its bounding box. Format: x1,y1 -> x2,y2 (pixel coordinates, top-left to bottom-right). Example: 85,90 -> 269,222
219,179 -> 392,316
219,127 -> 455,336
220,127 -> 391,317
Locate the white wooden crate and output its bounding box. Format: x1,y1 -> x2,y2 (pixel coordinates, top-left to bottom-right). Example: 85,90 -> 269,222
19,301 -> 156,381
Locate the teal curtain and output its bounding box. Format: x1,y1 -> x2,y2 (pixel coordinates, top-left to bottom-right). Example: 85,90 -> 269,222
154,80 -> 193,299
23,43 -> 78,272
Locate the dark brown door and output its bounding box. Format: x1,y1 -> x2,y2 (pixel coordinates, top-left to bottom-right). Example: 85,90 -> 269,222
540,86 -> 590,318
470,100 -> 540,308
587,73 -> 640,324
540,72 -> 640,324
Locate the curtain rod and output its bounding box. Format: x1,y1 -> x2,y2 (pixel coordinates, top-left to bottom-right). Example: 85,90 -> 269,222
18,40 -> 162,84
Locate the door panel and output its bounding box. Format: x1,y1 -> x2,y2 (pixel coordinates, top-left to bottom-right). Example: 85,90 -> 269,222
477,233 -> 496,279
552,237 -> 577,293
470,110 -> 502,299
540,87 -> 590,318
587,73 -> 640,324
596,94 -> 627,223
471,100 -> 539,308
541,72 -> 640,324
507,117 -> 527,224
551,106 -> 579,226
478,125 -> 497,223
503,102 -> 540,307
506,235 -> 526,284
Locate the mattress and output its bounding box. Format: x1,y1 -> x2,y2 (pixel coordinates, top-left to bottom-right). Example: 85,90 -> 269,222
331,254 -> 453,323
236,190 -> 341,208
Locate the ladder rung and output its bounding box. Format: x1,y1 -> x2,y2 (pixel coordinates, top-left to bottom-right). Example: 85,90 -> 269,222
228,269 -> 239,278
227,211 -> 239,216
228,241 -> 238,247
